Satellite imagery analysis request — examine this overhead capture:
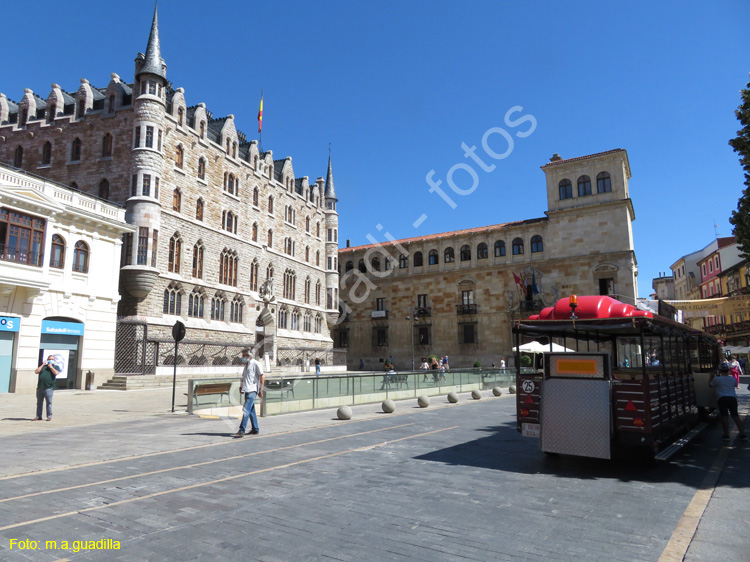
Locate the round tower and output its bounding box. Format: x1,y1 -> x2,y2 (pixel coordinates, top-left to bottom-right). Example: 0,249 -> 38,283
121,5 -> 166,298
324,154 -> 340,325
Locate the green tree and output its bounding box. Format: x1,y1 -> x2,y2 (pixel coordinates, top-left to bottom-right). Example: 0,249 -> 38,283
729,75 -> 750,259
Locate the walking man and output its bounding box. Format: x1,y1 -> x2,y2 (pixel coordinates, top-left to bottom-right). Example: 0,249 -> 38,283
709,362 -> 747,441
234,348 -> 265,438
33,355 -> 60,421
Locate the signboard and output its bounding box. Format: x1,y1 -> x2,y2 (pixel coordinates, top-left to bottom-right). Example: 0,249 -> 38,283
0,316 -> 20,332
41,349 -> 70,380
41,320 -> 84,337
546,352 -> 609,379
667,295 -> 750,318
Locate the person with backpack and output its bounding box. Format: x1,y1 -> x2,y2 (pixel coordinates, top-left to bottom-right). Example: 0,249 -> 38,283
709,362 -> 747,441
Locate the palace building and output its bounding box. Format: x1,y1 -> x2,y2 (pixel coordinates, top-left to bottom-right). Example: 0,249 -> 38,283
336,149 -> 639,370
0,7 -> 341,385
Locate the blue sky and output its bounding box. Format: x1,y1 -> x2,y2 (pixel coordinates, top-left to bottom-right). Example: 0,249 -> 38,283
2,0 -> 748,298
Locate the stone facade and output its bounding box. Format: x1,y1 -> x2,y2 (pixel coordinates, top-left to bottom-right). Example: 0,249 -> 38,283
0,8 -> 339,371
336,149 -> 639,370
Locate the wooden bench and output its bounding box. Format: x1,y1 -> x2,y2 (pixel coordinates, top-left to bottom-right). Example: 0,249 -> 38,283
192,382 -> 233,406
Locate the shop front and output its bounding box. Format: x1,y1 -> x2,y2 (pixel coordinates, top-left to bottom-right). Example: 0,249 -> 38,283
0,315 -> 20,393
39,319 -> 85,390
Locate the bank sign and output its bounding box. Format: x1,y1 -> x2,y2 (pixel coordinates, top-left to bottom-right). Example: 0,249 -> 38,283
41,320 -> 85,336
0,316 -> 20,332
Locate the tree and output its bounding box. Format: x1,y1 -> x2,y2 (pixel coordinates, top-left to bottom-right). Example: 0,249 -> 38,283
729,75 -> 750,259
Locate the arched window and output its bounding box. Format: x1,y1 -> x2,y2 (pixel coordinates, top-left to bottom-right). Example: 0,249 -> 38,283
197,157 -> 205,180
71,138 -> 81,161
413,251 -> 423,267
444,247 -> 455,263
306,246 -> 310,262
283,269 -> 296,300
305,216 -> 310,232
41,142 -> 52,165
72,241 -> 89,273
231,296 -> 243,323
108,95 -> 115,114
359,259 -> 367,273
304,277 -> 311,303
531,235 -> 544,253
163,284 -> 182,315
192,241 -> 204,278
253,187 -> 259,207
278,307 -> 288,329
50,234 -> 65,268
267,264 -> 274,284
477,243 -> 488,259
47,103 -> 56,123
316,251 -> 320,267
428,249 -> 439,265
291,309 -> 300,331
597,172 -> 612,193
345,261 -> 354,272
232,142 -> 237,159
460,245 -> 471,261
223,210 -> 237,234
102,133 -> 112,157
13,146 -> 23,168
177,107 -> 184,126
172,189 -> 181,212
316,222 -> 320,237
494,240 -> 506,257
168,234 -> 182,273
399,255 -> 408,269
315,314 -> 323,334
98,179 -> 109,200
219,249 -> 238,286
512,238 -> 524,255
577,175 -> 591,197
210,293 -> 226,321
175,145 -> 183,169
559,179 -> 572,200
268,196 -> 274,214
188,289 -> 204,318
252,222 -> 258,242
200,121 -> 205,138
304,313 -> 312,332
315,281 -> 321,306
267,229 -> 273,248
195,198 -> 204,221
250,260 -> 259,291
372,257 -> 381,271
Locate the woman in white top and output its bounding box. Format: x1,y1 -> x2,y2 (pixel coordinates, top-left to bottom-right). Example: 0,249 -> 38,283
709,362 -> 747,441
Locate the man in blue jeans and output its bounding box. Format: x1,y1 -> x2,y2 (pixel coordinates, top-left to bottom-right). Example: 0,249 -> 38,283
33,355 -> 60,421
234,348 -> 265,438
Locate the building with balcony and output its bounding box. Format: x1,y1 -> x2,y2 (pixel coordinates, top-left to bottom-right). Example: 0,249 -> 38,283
336,149 -> 639,369
0,7 -> 341,377
0,164 -> 133,392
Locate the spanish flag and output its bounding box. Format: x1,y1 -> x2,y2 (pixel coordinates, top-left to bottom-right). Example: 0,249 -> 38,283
257,94 -> 263,133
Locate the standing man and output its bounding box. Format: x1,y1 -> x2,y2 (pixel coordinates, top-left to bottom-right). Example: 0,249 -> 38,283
33,355 -> 60,421
499,357 -> 506,370
234,348 -> 265,438
709,362 -> 747,441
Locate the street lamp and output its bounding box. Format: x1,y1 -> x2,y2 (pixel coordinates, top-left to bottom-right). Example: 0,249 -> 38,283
406,307 -> 420,371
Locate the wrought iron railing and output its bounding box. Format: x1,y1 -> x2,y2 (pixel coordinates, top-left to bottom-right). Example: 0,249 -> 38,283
456,303 -> 478,315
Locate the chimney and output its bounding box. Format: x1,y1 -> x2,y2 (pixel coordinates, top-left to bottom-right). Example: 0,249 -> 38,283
346,239 -> 351,248
550,153 -> 562,162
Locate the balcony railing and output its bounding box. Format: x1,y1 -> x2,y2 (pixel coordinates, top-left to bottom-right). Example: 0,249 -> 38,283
456,303 -> 478,315
415,306 -> 432,317
0,244 -> 43,267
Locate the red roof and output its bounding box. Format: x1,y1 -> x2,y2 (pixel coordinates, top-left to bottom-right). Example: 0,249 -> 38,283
340,217 -> 547,253
541,149 -> 625,168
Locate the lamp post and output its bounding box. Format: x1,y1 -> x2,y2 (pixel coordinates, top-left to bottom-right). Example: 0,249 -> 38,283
406,307 -> 420,371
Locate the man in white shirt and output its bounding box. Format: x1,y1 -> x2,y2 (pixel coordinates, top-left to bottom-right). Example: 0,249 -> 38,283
234,348 -> 265,438
709,362 -> 747,441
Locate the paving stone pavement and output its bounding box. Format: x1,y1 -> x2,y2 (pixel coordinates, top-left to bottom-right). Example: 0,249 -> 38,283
0,387 -> 747,562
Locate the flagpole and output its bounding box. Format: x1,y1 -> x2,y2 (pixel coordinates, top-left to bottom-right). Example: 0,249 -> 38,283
258,89 -> 264,153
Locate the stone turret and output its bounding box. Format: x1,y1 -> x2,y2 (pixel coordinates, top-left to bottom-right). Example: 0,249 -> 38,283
121,5 -> 166,298
324,154 -> 340,325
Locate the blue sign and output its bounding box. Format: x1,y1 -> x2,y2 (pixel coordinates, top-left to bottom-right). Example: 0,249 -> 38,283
41,320 -> 84,337
0,316 -> 20,332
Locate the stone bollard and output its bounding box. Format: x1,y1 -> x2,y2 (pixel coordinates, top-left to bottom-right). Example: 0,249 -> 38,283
492,386 -> 502,396
382,399 -> 395,413
471,390 -> 482,400
417,395 -> 430,408
509,385 -> 517,394
337,405 -> 352,420
447,392 -> 459,403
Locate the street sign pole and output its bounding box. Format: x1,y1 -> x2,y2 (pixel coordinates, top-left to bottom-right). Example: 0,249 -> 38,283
171,321 -> 186,413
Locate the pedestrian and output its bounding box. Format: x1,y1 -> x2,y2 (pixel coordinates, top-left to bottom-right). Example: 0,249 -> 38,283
420,357 -> 430,381
727,353 -> 743,386
359,358 -> 365,370
709,362 -> 747,441
443,355 -> 450,372
315,358 -> 321,377
234,348 -> 265,438
33,354 -> 60,421
499,357 -> 506,370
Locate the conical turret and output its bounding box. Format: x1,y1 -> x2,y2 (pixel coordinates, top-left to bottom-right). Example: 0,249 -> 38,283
137,4 -> 166,79
324,154 -> 337,201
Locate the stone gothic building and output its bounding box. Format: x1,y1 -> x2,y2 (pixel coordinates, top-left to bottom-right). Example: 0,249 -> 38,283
337,149 -> 639,370
0,7 -> 341,374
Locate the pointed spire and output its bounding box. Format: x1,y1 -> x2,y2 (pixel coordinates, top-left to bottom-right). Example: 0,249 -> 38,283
324,149 -> 337,201
138,3 -> 166,78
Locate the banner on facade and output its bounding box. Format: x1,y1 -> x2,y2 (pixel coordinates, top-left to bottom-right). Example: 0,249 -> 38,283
666,295 -> 750,318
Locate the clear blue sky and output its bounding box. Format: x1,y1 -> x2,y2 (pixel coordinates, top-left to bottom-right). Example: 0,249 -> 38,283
3,0 -> 748,298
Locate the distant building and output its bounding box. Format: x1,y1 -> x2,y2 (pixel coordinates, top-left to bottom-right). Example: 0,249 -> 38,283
0,7 -> 341,380
336,149 -> 639,369
652,274 -> 675,301
0,164 -> 132,392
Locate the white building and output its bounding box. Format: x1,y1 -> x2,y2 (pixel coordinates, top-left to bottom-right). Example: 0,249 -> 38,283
0,164 -> 133,392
